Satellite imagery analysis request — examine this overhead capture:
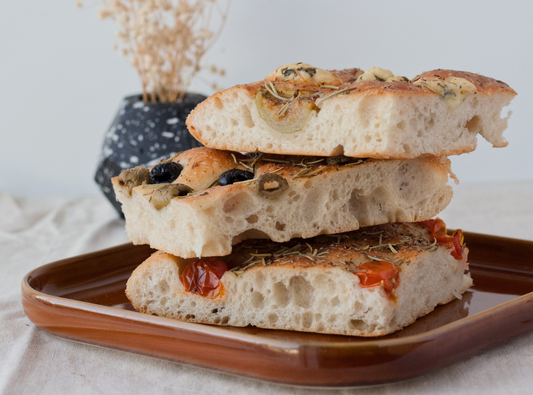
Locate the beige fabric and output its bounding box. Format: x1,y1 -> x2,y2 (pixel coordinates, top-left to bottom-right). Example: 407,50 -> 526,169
1,183 -> 533,394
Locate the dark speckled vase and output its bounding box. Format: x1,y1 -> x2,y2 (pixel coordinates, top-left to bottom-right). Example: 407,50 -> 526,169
95,93 -> 206,217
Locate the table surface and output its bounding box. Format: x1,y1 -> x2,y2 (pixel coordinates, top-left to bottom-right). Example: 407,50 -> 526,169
2,181 -> 533,395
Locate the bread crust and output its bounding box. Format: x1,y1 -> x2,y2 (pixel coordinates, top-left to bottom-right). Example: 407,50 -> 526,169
126,223 -> 473,337
195,68 -> 515,113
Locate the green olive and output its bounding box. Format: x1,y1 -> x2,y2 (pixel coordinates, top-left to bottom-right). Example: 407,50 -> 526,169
118,166 -> 151,196
151,184 -> 193,210
255,89 -> 317,134
256,173 -> 289,199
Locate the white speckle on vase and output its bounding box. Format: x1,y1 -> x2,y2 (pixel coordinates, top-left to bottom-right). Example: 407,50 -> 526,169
133,102 -> 144,109
117,124 -> 123,130
161,132 -> 174,138
130,156 -> 139,164
138,135 -> 144,141
105,127 -> 116,138
166,118 -> 178,125
112,134 -> 119,142
130,140 -> 137,146
174,136 -> 180,142
119,162 -> 129,169
143,107 -> 150,112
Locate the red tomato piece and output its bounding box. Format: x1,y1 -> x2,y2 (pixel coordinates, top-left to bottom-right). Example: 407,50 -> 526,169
419,218 -> 465,260
355,261 -> 401,301
179,258 -> 228,299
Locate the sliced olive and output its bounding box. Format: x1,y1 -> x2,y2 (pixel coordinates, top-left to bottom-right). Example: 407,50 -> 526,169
255,89 -> 316,134
151,183 -> 193,210
256,173 -> 289,199
219,169 -> 254,186
150,162 -> 183,184
118,166 -> 151,196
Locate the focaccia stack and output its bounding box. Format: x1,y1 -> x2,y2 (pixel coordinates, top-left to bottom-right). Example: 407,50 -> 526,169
114,63 -> 515,336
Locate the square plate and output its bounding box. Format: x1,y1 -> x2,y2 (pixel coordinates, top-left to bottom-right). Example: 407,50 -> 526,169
21,232 -> 533,388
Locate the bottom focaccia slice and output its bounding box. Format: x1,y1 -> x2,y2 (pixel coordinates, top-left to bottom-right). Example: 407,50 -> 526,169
126,222 -> 472,337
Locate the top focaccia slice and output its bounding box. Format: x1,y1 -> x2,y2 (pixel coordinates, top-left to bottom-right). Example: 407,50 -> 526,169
186,63 -> 516,159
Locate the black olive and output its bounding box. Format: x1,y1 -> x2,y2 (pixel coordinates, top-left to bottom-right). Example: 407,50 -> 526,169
150,162 -> 183,184
219,169 -> 254,186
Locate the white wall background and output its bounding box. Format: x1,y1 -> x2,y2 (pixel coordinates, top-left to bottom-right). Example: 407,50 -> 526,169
1,0 -> 531,197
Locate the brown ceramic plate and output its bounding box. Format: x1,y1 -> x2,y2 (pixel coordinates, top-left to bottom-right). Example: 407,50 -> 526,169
21,232 -> 533,388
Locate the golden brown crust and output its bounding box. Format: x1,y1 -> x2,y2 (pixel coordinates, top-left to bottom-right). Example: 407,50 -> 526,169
133,222 -> 443,276
412,69 -> 516,96
222,222 -> 437,275
112,147 -> 450,208
169,147 -> 238,192
188,68 -> 515,131
112,147 -> 241,195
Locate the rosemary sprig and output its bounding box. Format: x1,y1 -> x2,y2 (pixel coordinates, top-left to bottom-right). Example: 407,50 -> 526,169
239,161 -> 254,171
265,82 -> 291,102
276,90 -> 300,118
262,158 -> 291,164
233,177 -> 258,185
315,84 -> 359,106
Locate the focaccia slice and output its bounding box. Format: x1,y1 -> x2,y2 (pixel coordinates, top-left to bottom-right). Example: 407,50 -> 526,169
112,147 -> 454,258
126,222 -> 472,337
186,64 -> 515,159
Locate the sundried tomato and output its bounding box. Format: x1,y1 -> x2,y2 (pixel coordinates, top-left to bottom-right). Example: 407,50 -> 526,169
179,258 -> 228,299
419,218 -> 465,260
355,261 -> 401,301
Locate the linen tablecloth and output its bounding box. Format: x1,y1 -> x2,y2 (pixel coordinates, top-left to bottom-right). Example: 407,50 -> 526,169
2,182 -> 533,394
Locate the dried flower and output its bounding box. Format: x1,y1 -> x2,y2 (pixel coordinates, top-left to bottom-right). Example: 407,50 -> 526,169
96,0 -> 229,103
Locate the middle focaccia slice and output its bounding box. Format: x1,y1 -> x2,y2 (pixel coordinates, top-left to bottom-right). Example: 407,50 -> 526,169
112,147 -> 454,258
